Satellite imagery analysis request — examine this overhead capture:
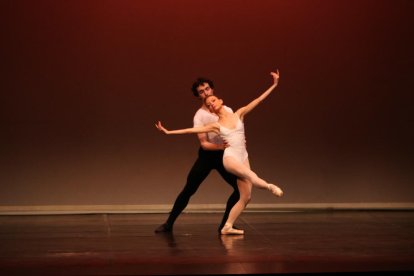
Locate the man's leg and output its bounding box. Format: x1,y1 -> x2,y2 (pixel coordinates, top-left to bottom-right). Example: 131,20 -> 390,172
155,152 -> 212,233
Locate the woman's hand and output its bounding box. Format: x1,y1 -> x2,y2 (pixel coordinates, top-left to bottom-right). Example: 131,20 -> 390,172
270,69 -> 280,86
155,121 -> 169,134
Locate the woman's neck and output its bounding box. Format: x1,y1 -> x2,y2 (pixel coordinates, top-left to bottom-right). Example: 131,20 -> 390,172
215,106 -> 229,119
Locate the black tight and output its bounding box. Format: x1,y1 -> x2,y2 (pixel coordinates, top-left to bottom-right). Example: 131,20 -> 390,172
165,148 -> 239,231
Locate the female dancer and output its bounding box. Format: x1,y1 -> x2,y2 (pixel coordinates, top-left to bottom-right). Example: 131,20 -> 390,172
156,70 -> 283,235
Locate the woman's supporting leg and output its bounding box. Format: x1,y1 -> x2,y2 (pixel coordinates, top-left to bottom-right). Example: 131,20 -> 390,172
221,158 -> 252,235
222,177 -> 252,233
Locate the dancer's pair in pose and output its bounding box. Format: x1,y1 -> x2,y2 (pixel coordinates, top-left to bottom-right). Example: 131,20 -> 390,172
156,70 -> 283,235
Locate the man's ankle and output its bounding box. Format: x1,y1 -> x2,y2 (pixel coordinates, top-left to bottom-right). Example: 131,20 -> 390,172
154,223 -> 172,233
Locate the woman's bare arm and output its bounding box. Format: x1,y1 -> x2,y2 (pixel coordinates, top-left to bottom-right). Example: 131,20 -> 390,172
155,121 -> 219,135
236,70 -> 280,119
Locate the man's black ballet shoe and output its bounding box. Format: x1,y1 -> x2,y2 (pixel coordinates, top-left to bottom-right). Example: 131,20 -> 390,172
154,223 -> 172,233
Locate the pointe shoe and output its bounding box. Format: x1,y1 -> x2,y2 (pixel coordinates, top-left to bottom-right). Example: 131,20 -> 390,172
221,225 -> 244,235
268,184 -> 283,197
218,224 -> 242,233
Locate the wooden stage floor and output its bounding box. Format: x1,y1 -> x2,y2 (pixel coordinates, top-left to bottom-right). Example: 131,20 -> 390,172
0,210 -> 413,275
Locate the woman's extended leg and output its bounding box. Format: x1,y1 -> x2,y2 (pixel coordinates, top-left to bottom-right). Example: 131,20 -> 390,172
223,157 -> 283,196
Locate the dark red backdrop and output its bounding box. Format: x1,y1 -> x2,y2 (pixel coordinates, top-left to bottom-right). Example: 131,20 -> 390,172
1,0 -> 413,207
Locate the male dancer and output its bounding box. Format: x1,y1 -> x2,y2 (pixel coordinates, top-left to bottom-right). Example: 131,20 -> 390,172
154,78 -> 239,233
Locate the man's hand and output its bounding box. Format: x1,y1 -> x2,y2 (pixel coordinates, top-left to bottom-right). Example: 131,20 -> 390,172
222,141 -> 229,150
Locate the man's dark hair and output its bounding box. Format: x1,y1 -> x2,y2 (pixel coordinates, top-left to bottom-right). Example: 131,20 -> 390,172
191,77 -> 215,97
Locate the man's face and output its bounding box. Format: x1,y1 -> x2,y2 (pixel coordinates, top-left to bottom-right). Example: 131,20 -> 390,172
196,83 -> 213,100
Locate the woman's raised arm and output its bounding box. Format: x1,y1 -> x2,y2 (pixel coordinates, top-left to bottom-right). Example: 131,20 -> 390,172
236,70 -> 280,119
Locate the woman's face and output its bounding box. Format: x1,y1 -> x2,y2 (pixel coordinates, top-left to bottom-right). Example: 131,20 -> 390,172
205,96 -> 223,113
